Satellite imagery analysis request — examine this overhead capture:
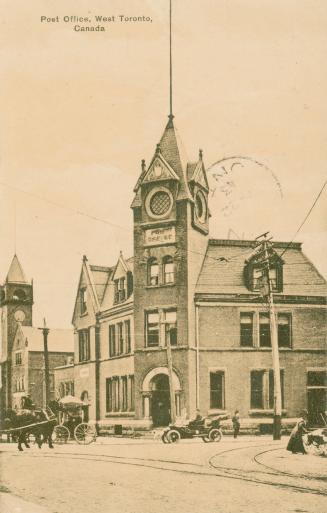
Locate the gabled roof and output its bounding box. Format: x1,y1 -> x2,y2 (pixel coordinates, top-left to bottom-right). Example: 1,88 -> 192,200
6,255 -> 28,284
89,264 -> 113,305
133,117 -> 192,201
187,157 -> 209,191
18,326 -> 74,353
196,239 -> 327,297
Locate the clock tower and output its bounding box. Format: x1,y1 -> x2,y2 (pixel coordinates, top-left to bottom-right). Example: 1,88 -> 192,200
0,255 -> 33,412
131,115 -> 210,422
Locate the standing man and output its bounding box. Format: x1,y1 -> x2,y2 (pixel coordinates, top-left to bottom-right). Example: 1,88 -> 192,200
232,410 -> 240,439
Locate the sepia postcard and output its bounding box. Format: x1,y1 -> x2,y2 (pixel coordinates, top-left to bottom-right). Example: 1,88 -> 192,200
0,1 -> 326,512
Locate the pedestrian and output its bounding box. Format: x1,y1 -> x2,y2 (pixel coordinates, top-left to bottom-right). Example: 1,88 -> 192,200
286,410 -> 308,454
232,410 -> 240,439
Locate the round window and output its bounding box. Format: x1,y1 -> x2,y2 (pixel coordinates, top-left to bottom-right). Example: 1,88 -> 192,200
149,191 -> 172,216
195,191 -> 207,223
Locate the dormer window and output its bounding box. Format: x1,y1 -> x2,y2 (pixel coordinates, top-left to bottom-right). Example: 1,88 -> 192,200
114,278 -> 126,303
80,288 -> 87,314
244,252 -> 283,293
252,266 -> 278,291
148,258 -> 159,286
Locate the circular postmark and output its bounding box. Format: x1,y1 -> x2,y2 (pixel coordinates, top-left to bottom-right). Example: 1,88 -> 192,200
207,156 -> 283,238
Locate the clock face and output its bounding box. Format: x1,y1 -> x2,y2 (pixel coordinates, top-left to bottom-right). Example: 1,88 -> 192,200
14,309 -> 25,322
195,191 -> 207,224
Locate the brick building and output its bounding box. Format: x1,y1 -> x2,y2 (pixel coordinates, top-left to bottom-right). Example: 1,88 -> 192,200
0,255 -> 74,414
71,116 -> 327,430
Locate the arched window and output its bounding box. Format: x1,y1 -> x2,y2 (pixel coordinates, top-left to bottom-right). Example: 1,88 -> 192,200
148,258 -> 159,286
163,256 -> 174,284
12,289 -> 26,301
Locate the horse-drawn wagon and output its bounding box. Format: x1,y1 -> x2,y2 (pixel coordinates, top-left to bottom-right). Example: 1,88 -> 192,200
51,395 -> 97,445
1,406 -> 57,451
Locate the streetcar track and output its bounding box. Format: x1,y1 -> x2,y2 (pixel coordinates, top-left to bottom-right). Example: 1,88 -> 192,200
253,449 -> 327,482
7,447 -> 327,497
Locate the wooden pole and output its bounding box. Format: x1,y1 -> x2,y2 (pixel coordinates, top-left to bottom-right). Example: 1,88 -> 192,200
40,318 -> 50,408
263,238 -> 282,440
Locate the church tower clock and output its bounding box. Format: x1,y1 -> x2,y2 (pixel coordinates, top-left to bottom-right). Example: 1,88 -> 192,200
0,255 -> 33,411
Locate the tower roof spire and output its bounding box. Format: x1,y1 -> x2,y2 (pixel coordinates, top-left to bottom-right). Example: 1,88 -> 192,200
6,255 -> 28,284
169,0 -> 173,120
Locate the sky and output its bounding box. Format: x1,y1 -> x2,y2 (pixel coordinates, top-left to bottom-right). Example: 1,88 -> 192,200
0,0 -> 326,328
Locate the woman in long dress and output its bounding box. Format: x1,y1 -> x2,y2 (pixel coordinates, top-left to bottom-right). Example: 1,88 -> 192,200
287,410 -> 308,454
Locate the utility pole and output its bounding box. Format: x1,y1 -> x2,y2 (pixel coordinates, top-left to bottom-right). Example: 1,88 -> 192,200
39,318 -> 50,408
256,233 -> 282,440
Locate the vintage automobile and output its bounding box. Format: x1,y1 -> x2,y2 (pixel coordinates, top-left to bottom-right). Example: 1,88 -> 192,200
161,414 -> 229,443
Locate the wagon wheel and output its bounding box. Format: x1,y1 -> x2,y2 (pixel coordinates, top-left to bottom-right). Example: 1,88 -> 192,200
53,425 -> 70,444
74,423 -> 97,445
208,428 -> 222,442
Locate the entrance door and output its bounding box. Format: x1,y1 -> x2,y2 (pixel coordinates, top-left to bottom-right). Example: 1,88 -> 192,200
151,374 -> 171,427
307,371 -> 327,426
308,389 -> 327,426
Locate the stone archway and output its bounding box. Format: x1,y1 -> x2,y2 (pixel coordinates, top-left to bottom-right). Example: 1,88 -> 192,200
141,367 -> 182,426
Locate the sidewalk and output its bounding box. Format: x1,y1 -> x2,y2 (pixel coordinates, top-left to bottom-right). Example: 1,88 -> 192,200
0,492 -> 52,513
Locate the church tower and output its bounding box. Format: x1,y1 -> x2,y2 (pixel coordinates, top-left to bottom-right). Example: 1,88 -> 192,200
131,115 -> 210,423
0,255 -> 33,411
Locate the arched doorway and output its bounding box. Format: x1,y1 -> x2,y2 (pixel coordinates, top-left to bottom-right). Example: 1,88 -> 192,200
151,374 -> 171,427
142,367 -> 182,427
80,391 -> 89,422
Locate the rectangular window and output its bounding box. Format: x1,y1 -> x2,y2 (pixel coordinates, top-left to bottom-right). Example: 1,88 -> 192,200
78,329 -> 90,362
146,312 -> 159,347
251,370 -> 264,409
240,313 -> 253,347
115,377 -> 120,411
122,376 -> 128,411
210,371 -> 225,409
117,322 -> 124,355
259,313 -> 271,347
15,352 -> 22,365
252,268 -> 264,289
130,375 -> 135,411
124,320 -> 131,353
307,371 -> 327,387
106,378 -> 112,412
149,261 -> 159,286
165,310 -> 177,346
163,259 -> 174,284
278,314 -> 291,348
80,288 -> 87,314
109,325 -> 116,357
114,278 -> 126,303
269,268 -> 277,290
251,369 -> 284,409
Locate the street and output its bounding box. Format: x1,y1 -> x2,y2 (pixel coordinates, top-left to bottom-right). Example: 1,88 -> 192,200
1,435 -> 326,513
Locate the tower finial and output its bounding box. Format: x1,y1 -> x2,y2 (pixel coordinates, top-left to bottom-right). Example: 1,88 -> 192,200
169,0 -> 173,119
199,149 -> 203,160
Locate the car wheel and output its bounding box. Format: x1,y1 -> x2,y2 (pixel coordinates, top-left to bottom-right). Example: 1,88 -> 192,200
166,429 -> 181,443
209,428 -> 222,442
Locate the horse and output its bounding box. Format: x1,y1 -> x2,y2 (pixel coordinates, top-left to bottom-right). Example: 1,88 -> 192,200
4,408 -> 56,451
